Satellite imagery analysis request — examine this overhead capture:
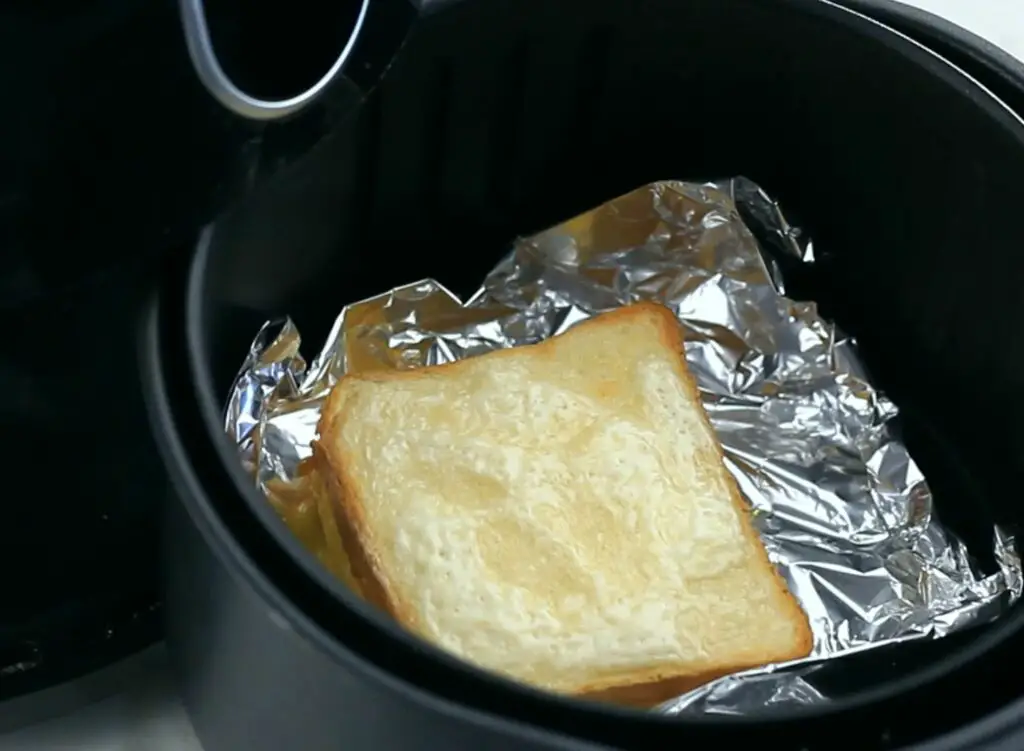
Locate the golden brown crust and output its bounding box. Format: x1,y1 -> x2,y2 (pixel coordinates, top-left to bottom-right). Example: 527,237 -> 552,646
315,302 -> 674,389
314,301 -> 813,704
579,666 -> 743,708
311,440 -> 413,622
265,460 -> 362,593
644,303 -> 815,670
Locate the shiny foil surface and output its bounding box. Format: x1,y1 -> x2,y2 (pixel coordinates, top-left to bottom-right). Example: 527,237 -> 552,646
224,178 -> 1021,714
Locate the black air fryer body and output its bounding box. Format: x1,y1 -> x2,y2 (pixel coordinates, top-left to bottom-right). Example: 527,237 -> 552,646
0,0 -> 416,727
0,0 -> 418,304
141,1 -> 1024,750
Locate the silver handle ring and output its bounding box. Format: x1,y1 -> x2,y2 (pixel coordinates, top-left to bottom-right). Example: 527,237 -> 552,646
178,0 -> 371,121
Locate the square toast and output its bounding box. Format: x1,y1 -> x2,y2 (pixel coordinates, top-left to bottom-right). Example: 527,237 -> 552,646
313,302 -> 812,705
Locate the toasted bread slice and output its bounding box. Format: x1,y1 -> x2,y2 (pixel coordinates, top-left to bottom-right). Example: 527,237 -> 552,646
313,302 -> 812,705
265,460 -> 361,594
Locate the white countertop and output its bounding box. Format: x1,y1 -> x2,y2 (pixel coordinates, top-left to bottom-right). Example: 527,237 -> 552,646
2,2 -> 1021,749
903,0 -> 1021,58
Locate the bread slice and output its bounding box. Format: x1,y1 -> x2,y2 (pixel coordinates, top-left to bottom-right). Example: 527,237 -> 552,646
313,302 -> 812,706
265,459 -> 361,594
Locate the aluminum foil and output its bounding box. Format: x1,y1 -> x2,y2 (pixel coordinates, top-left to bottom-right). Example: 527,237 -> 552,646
224,178 -> 1022,714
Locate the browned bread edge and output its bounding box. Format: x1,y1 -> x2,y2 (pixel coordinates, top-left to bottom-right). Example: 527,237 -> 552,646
312,302 -> 813,706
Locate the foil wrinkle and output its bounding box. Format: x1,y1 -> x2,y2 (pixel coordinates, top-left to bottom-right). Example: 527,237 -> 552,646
224,178 -> 1021,715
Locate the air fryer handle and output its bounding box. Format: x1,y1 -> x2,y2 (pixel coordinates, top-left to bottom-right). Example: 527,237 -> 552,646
179,0 -> 419,121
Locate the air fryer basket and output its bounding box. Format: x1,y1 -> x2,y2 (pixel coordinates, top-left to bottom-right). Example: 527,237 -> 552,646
144,0 -> 1024,749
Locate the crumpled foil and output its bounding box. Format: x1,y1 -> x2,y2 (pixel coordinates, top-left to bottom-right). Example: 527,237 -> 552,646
224,178 -> 1023,714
